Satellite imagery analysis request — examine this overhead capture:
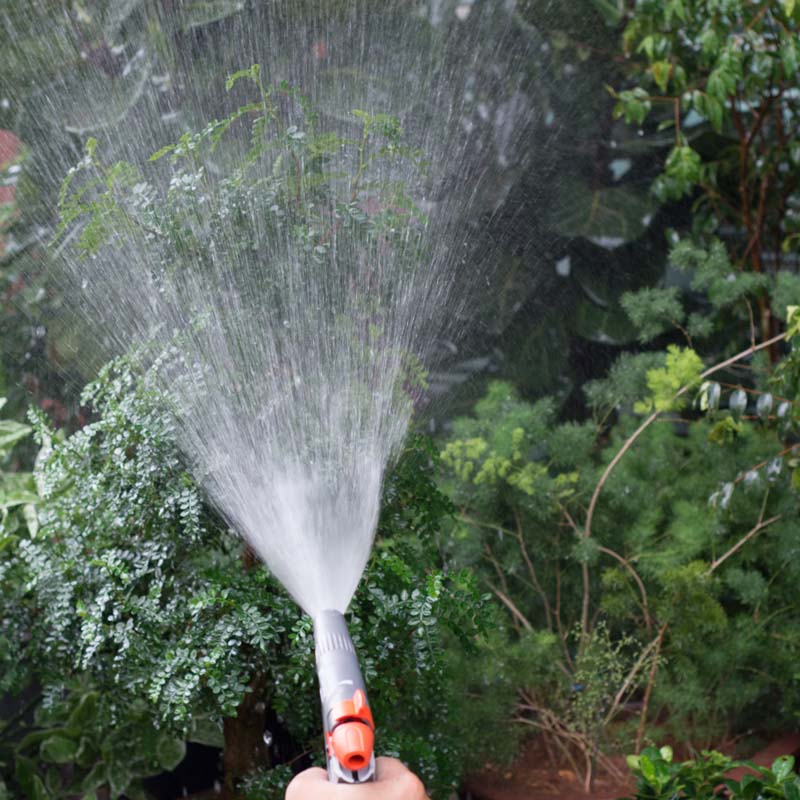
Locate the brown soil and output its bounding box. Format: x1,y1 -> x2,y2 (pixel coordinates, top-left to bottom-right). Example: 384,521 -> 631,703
464,740 -> 634,800
464,734 -> 800,800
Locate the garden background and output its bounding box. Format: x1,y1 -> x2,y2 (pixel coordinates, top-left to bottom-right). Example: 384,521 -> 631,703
3,1 -> 800,799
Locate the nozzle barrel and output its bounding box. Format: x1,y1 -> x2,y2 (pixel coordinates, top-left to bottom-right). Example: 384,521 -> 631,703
313,609 -> 376,784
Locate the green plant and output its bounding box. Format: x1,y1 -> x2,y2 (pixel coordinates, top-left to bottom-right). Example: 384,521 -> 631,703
0,359 -> 507,800
0,397 -> 37,539
8,682 -> 186,800
438,1 -> 800,782
0,399 -> 38,800
612,0 -> 800,345
440,295 -> 800,785
623,747 -> 800,800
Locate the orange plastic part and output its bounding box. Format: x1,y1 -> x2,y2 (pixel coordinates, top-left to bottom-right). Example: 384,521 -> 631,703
330,689 -> 375,730
326,689 -> 375,772
329,720 -> 374,771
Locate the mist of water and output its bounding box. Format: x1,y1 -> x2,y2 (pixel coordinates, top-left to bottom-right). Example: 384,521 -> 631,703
4,1 -> 540,616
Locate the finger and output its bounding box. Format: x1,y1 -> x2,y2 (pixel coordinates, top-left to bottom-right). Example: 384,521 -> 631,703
285,767 -> 333,800
286,759 -> 428,800
375,757 -> 414,780
375,757 -> 428,798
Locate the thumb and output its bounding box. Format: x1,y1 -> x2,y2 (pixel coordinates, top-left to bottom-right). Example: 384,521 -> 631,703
285,767 -> 335,800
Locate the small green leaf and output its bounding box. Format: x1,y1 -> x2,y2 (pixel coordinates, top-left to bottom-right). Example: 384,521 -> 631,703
80,763 -> 108,793
781,34 -> 799,77
23,504 -> 38,537
225,63 -> 260,91
67,692 -> 99,730
638,35 -> 655,60
0,419 -> 32,451
156,736 -> 186,770
772,755 -> 795,782
787,305 -> 800,338
40,734 -> 79,764
640,753 -> 657,783
15,757 -> 48,800
708,417 -> 742,445
651,61 -> 672,92
149,144 -> 176,162
108,763 -> 131,797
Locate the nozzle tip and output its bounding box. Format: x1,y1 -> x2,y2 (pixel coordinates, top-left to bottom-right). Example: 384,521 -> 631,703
330,721 -> 374,772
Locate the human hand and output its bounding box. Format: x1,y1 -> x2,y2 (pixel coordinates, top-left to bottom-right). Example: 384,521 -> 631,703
285,757 -> 427,800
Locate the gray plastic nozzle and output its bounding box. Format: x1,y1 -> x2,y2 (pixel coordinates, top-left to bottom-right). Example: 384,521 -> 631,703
313,609 -> 376,784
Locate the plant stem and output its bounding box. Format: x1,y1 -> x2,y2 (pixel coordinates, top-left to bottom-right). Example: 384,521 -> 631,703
584,330 -> 786,542
634,623 -> 668,754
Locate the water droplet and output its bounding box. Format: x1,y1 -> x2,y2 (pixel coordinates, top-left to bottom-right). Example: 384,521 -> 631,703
555,256 -> 571,277
767,457 -> 782,482
728,389 -> 747,417
756,392 -> 773,420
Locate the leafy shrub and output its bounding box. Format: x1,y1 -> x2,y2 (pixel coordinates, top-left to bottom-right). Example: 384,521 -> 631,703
440,308 -> 800,782
0,360 -> 507,800
437,2 -> 800,781
623,747 -> 800,800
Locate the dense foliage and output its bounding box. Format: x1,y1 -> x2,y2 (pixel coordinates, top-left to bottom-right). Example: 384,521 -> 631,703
0,360 -> 503,800
438,0 -> 800,788
624,747 -> 800,800
4,0 -> 800,797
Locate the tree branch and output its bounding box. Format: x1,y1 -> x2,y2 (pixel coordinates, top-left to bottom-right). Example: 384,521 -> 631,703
514,509 -> 553,632
584,331 -> 786,542
488,582 -> 533,632
707,514 -> 781,576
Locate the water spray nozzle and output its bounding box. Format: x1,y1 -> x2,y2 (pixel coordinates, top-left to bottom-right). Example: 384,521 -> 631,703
313,609 -> 376,784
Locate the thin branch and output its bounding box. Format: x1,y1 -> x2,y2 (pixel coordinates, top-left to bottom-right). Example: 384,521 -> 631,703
584,331 -> 786,542
484,541 -> 520,634
561,504 -> 651,633
635,623 -> 668,753
745,299 -> 757,350
597,545 -> 652,632
604,629 -> 664,727
716,382 -> 795,405
554,557 -> 574,671
514,509 -> 553,632
732,445 -> 796,486
707,515 -> 781,575
488,583 -> 533,632
558,504 -> 591,646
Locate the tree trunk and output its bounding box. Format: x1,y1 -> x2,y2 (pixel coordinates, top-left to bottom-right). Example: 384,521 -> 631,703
221,673 -> 271,800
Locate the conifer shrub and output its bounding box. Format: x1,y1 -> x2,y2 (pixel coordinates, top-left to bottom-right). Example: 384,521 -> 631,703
437,0 -> 800,784
440,296 -> 800,784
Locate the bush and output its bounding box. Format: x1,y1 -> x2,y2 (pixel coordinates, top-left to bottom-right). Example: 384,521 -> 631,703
0,360 -> 509,800
623,747 -> 800,800
440,311 -> 800,781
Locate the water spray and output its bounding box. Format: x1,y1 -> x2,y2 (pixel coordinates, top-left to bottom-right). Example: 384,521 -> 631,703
8,0 -> 534,787
314,610 -> 376,783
